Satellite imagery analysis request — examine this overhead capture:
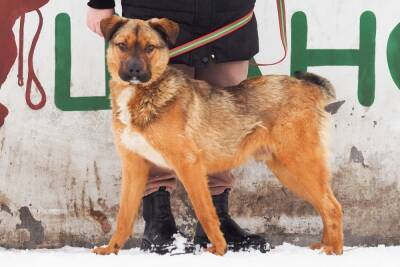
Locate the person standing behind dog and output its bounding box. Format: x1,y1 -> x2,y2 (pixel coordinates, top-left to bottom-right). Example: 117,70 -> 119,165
86,0 -> 268,253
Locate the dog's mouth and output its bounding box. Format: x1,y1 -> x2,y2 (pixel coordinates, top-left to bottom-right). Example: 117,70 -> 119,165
129,77 -> 141,85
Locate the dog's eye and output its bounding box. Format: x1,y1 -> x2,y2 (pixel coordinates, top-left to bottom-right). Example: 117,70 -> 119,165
116,43 -> 128,52
145,45 -> 155,54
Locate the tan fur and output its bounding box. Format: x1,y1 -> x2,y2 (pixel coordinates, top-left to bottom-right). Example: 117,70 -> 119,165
93,16 -> 343,256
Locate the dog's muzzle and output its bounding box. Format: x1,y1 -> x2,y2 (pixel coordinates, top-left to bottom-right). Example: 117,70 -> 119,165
119,59 -> 151,84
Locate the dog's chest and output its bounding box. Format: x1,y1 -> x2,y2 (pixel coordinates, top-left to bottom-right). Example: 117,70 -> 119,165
121,128 -> 170,169
116,87 -> 134,125
117,88 -> 170,169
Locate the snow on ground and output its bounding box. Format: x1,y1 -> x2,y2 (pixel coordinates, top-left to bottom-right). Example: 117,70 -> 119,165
0,243 -> 399,267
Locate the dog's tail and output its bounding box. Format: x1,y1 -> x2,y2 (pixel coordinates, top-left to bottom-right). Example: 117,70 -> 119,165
294,71 -> 336,101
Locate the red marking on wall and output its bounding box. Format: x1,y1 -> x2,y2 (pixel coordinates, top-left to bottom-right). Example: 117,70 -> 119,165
89,198 -> 112,234
90,208 -> 112,234
0,0 -> 49,126
0,104 -> 8,127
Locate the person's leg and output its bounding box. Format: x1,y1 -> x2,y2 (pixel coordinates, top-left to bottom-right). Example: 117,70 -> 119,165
193,60 -> 269,252
195,60 -> 248,87
143,166 -> 176,196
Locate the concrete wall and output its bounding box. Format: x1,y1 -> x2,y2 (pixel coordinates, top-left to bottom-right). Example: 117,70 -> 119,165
1,0 -> 400,248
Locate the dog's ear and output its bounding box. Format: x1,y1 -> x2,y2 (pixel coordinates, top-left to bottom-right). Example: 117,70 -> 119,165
100,15 -> 127,41
148,18 -> 179,47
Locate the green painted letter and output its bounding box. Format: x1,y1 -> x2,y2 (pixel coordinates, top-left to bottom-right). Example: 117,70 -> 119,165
55,13 -> 111,111
291,11 -> 376,106
387,23 -> 400,90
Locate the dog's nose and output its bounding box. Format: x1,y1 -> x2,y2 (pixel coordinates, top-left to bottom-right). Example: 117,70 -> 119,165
128,60 -> 144,76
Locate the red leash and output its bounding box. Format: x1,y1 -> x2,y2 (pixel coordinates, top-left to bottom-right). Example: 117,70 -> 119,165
169,10 -> 255,58
255,0 -> 288,66
18,10 -> 47,110
169,0 -> 288,67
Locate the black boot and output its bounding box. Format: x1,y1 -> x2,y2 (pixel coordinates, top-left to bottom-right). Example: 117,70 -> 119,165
193,189 -> 270,253
140,187 -> 179,254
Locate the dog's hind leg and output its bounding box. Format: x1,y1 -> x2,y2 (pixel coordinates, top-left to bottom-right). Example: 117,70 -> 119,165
265,150 -> 343,255
93,148 -> 150,255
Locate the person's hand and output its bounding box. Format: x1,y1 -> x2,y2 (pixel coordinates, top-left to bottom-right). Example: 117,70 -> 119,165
86,7 -> 115,36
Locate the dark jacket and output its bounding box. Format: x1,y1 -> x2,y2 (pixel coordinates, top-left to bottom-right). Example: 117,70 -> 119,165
88,0 -> 258,67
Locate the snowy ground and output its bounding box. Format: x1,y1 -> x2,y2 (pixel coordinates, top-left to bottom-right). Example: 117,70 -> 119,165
1,243 -> 399,267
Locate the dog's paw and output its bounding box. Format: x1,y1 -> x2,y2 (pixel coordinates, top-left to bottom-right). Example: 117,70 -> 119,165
207,244 -> 227,256
310,243 -> 343,255
92,245 -> 120,255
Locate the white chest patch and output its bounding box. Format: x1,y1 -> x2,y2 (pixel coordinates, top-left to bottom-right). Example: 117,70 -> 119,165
121,128 -> 170,169
117,87 -> 135,125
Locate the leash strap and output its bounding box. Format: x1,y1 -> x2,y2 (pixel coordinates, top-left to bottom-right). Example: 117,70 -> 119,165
17,10 -> 47,110
169,10 -> 255,58
256,0 -> 288,66
169,0 -> 288,66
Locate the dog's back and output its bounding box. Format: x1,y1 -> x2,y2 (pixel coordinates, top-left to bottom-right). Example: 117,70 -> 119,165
182,70 -> 335,166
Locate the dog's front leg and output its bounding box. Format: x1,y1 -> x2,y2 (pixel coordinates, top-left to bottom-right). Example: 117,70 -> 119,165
93,149 -> 150,255
165,148 -> 227,256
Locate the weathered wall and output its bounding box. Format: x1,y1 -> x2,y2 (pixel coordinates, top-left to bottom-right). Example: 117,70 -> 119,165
1,0 -> 400,248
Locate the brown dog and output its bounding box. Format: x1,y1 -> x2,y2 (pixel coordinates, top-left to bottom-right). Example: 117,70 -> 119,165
92,15 -> 343,256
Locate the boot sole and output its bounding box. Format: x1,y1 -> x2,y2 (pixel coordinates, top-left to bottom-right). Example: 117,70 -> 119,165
140,239 -> 176,255
193,238 -> 271,253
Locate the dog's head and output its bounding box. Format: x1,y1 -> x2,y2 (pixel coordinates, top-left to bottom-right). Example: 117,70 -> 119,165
101,16 -> 179,86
